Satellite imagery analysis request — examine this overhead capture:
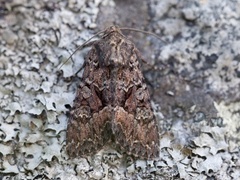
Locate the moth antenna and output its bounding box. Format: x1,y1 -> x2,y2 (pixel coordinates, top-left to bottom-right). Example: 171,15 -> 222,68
58,29 -> 107,70
59,26 -> 166,70
120,27 -> 167,43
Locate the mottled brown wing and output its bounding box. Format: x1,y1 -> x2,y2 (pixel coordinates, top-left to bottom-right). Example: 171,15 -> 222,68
112,71 -> 160,159
66,45 -> 113,157
113,81 -> 159,159
113,107 -> 159,159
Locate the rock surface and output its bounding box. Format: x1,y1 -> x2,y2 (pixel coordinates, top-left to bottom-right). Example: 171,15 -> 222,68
0,0 -> 239,179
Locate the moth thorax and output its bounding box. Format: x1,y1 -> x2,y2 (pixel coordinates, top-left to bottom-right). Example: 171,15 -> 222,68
108,53 -> 125,67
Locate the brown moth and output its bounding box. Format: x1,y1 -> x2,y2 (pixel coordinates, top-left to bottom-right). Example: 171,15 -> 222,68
66,26 -> 160,159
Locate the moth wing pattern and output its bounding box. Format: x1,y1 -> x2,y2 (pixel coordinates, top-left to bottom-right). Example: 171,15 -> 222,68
66,48 -> 112,156
66,26 -> 160,159
111,44 -> 160,158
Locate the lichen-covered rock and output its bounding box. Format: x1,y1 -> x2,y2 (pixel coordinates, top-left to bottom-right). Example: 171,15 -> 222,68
0,0 -> 239,179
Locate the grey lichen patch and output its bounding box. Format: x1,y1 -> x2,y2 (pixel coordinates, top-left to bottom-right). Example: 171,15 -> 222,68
2,28 -> 18,45
21,144 -> 43,170
152,0 -> 240,100
193,126 -> 229,155
0,121 -> 20,142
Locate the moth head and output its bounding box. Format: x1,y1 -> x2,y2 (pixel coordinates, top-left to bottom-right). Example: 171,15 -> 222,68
102,25 -> 124,38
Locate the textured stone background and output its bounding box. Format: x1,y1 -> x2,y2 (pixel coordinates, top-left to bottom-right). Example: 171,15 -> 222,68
0,0 -> 240,179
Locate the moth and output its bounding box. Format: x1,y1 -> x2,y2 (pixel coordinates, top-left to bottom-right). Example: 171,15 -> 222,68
66,26 -> 160,159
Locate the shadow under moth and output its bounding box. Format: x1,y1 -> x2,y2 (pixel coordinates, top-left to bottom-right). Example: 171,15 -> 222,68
66,26 -> 160,159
